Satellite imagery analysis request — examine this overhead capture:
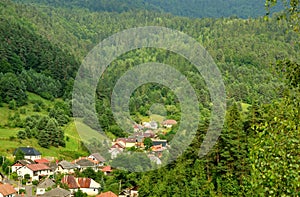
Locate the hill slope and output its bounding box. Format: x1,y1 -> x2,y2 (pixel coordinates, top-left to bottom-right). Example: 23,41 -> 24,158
14,0 -> 283,18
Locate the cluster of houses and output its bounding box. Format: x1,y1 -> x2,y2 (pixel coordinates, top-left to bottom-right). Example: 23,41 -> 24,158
0,147 -> 126,197
109,120 -> 177,161
0,119 -> 177,197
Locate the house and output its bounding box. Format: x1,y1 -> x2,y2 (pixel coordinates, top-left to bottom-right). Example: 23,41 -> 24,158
118,190 -> 130,197
11,159 -> 35,173
61,176 -> 101,196
152,139 -> 167,147
15,164 -> 52,181
142,121 -> 158,130
162,119 -> 177,128
41,187 -> 71,197
151,144 -> 165,157
133,124 -> 143,132
34,159 -> 50,165
101,166 -> 112,176
36,179 -> 55,195
88,153 -> 106,166
0,183 -> 17,197
73,158 -> 98,172
56,160 -> 79,174
132,132 -> 154,139
96,191 -> 118,197
109,147 -> 123,159
116,138 -> 136,148
14,147 -> 41,160
129,186 -> 139,197
111,141 -> 126,150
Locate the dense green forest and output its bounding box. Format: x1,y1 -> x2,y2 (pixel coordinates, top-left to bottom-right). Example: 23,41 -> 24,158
0,0 -> 299,195
14,0 -> 284,18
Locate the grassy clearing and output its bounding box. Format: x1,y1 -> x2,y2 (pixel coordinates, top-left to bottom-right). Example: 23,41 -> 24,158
65,119 -> 107,143
0,128 -> 19,138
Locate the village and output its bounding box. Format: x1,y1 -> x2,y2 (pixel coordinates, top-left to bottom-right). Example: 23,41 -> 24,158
0,119 -> 177,197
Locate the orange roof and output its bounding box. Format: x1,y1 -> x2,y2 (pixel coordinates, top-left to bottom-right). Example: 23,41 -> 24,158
96,191 -> 118,197
101,166 -> 112,172
0,183 -> 16,196
13,163 -> 23,167
27,164 -> 50,171
34,158 -> 50,163
163,119 -> 177,125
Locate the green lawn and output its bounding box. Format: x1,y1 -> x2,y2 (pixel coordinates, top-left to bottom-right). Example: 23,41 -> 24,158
0,128 -> 19,138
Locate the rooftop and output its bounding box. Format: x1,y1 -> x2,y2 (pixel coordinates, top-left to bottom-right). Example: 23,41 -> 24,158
27,164 -> 50,171
41,187 -> 71,197
14,147 -> 41,156
96,191 -> 118,197
0,183 -> 16,196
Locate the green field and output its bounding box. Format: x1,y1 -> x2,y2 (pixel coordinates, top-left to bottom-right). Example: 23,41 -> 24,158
0,92 -> 89,160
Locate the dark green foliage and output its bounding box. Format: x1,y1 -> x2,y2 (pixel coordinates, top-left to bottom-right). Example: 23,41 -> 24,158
14,0 -> 283,18
49,101 -> 71,126
14,149 -> 25,161
0,73 -> 27,106
38,118 -> 65,148
20,69 -> 62,99
143,137 -> 152,150
17,130 -> 27,140
74,190 -> 87,197
1,159 -> 12,174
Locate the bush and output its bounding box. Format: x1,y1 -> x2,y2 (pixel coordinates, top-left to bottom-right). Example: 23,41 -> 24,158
19,108 -> 26,114
9,100 -> 17,110
17,130 -> 27,140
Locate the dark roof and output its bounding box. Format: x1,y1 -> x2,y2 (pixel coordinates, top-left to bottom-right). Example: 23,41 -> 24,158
58,161 -> 78,169
37,179 -> 55,189
117,138 -> 137,143
90,153 -> 106,162
16,159 -> 35,166
41,188 -> 71,197
14,147 -> 41,156
75,159 -> 95,167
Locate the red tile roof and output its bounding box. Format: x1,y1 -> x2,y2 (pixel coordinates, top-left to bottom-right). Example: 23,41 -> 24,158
96,191 -> 118,197
101,166 -> 112,172
77,177 -> 92,188
13,163 -> 23,167
163,119 -> 177,125
34,158 -> 50,164
26,164 -> 50,171
61,175 -> 78,189
0,183 -> 17,196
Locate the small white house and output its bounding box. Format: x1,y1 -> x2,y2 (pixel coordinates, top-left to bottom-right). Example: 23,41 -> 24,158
56,161 -> 79,174
88,153 -> 106,166
14,147 -> 41,160
61,176 -> 101,196
36,179 -> 55,195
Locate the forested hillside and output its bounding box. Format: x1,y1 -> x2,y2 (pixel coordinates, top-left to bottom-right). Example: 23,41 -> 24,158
0,0 -> 299,195
14,0 -> 284,18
